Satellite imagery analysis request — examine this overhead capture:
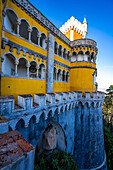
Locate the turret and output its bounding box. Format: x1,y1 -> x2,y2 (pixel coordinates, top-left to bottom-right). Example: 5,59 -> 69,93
59,16 -> 88,41
70,38 -> 98,94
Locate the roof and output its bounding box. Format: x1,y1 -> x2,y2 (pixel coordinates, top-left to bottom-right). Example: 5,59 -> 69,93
0,131 -> 35,169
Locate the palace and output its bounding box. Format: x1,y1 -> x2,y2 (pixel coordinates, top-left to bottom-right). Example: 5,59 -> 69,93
0,0 -> 107,170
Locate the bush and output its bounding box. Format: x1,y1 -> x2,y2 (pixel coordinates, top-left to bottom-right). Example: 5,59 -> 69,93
104,126 -> 113,170
35,150 -> 79,170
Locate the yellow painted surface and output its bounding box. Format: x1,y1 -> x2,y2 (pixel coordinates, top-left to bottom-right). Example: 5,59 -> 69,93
4,32 -> 47,57
55,37 -> 70,51
7,1 -> 48,36
71,62 -> 96,67
53,81 -> 70,93
54,55 -> 71,67
1,77 -> 46,103
70,62 -> 96,93
0,0 -> 97,101
1,46 -> 47,65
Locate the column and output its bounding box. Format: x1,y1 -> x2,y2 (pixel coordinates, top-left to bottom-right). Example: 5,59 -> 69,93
46,32 -> 55,93
60,71 -> 63,81
55,70 -> 57,80
36,65 -> 39,78
28,27 -> 32,42
16,19 -> 21,35
26,63 -> 30,77
15,60 -> 19,76
37,33 -> 41,45
64,72 -> 66,81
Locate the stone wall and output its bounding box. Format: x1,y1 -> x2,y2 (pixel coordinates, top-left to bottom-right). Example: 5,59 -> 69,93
0,91 -> 107,169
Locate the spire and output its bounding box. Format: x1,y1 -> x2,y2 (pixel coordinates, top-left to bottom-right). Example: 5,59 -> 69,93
83,17 -> 87,23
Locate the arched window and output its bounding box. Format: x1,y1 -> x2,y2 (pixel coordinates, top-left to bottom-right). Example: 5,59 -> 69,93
18,58 -> 28,77
91,52 -> 95,62
38,64 -> 46,79
67,51 -> 70,60
57,69 -> 62,81
19,19 -> 29,40
62,70 -> 66,81
66,72 -> 69,82
85,51 -> 90,61
58,45 -> 62,57
2,53 -> 16,76
53,67 -> 57,80
71,51 -> 77,62
29,61 -> 37,78
54,41 -> 58,54
4,9 -> 18,33
31,27 -> 39,45
63,48 -> 66,59
77,51 -> 84,61
40,33 -> 46,49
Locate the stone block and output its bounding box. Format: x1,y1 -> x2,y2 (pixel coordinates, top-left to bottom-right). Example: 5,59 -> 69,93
18,95 -> 33,110
34,94 -> 46,106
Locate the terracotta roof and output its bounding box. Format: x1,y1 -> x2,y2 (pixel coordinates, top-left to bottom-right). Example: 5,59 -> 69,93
0,131 -> 35,169
0,115 -> 9,123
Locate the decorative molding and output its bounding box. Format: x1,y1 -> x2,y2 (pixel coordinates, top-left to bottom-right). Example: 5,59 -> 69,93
2,38 -> 47,61
11,0 -> 70,46
71,66 -> 97,70
54,60 -> 71,70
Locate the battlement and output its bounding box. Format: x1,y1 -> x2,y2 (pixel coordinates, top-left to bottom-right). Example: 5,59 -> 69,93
0,91 -> 104,115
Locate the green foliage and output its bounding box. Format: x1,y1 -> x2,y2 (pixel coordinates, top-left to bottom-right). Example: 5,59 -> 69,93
35,150 -> 79,170
104,126 -> 113,170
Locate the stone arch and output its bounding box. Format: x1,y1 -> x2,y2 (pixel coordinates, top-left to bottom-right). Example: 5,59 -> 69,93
38,63 -> 46,79
57,69 -> 62,81
65,105 -> 68,111
2,53 -> 17,76
47,110 -> 53,118
54,108 -> 59,115
15,119 -> 25,136
91,52 -> 95,62
69,104 -> 71,110
58,45 -> 63,57
54,41 -> 58,54
18,57 -> 28,77
71,51 -> 77,62
63,48 -> 66,59
31,26 -> 40,45
29,60 -> 38,78
77,51 -> 84,61
62,70 -> 66,81
19,19 -> 30,40
40,33 -> 47,49
39,111 -> 47,121
36,120 -> 67,154
53,67 -> 57,80
67,51 -> 70,60
4,8 -> 19,34
60,106 -> 64,113
28,115 -> 36,142
66,71 -> 69,82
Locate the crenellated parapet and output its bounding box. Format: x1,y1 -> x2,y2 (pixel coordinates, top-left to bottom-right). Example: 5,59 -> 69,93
0,91 -> 105,129
71,38 -> 98,63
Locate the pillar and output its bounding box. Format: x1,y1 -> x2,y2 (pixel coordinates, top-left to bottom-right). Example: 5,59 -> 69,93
46,32 -> 55,93
15,60 -> 19,76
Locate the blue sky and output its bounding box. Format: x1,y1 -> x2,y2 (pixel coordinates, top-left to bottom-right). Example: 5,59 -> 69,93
29,0 -> 113,91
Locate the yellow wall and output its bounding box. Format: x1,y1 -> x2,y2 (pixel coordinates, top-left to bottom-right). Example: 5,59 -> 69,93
70,62 -> 96,94
1,0 -> 97,101
53,81 -> 70,93
1,77 -> 46,104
